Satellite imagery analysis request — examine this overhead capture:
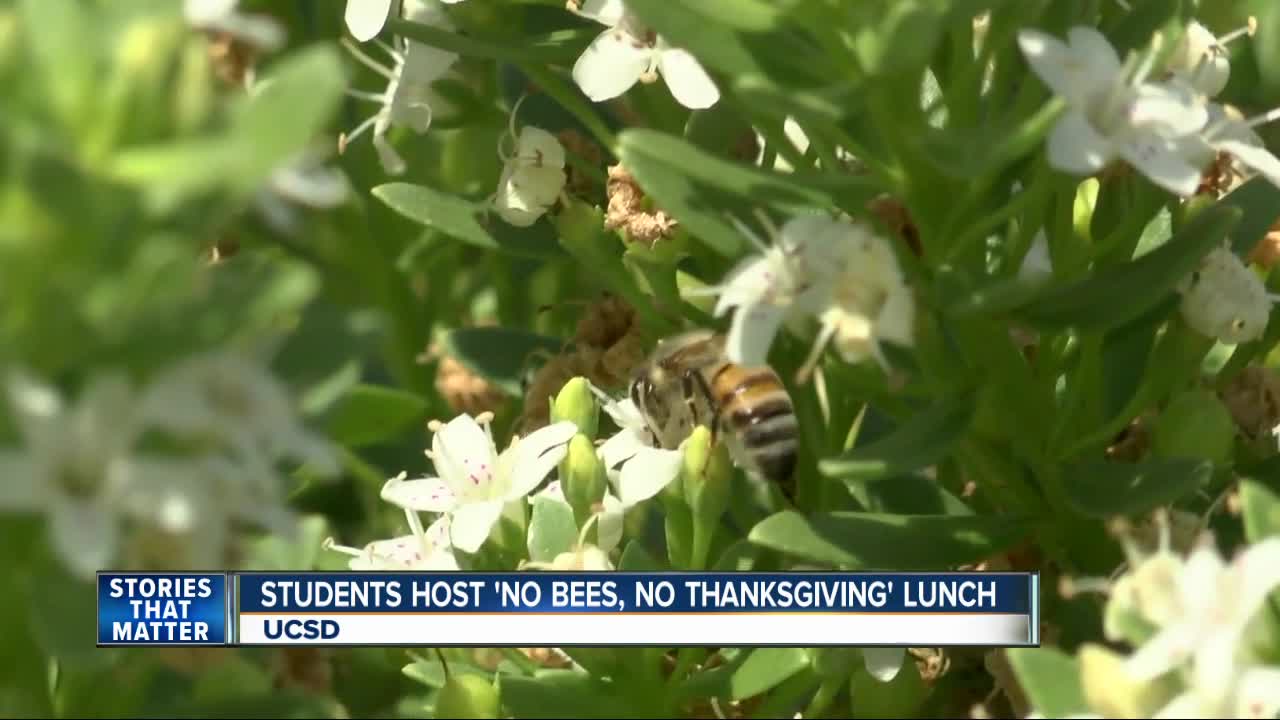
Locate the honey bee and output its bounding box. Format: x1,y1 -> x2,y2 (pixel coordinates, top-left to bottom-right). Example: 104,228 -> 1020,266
631,330 -> 799,497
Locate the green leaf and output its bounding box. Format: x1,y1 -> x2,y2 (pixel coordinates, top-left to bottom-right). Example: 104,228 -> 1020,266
748,511 -> 1030,569
228,44 -> 346,193
325,384 -> 428,448
617,129 -> 835,256
820,395 -> 974,482
1105,0 -> 1186,55
618,541 -> 665,571
1221,175 -> 1280,257
372,183 -> 563,259
500,671 -> 655,719
844,472 -> 974,516
851,0 -> 944,76
1062,458 -> 1213,517
1014,203 -> 1241,332
528,496 -> 579,563
442,326 -> 567,397
20,0 -> 93,123
1251,0 -> 1280,96
730,648 -> 809,700
29,563 -> 100,668
1006,648 -> 1088,718
1242,477 -> 1280,541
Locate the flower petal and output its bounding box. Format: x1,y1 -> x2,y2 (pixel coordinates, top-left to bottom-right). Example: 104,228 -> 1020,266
1065,26 -> 1123,79
1124,623 -> 1196,681
50,496 -> 118,579
381,474 -> 457,512
599,427 -> 647,470
516,126 -> 566,170
596,493 -> 624,553
725,301 -> 786,366
345,0 -> 396,42
1018,27 -> 1113,105
615,446 -> 682,506
1235,666 -> 1280,719
862,647 -> 905,682
572,28 -> 651,103
1231,537 -> 1280,622
658,47 -> 720,109
1129,82 -> 1209,136
449,499 -> 505,553
432,414 -> 498,496
1117,135 -> 1202,197
1046,112 -> 1112,174
575,0 -> 627,26
600,395 -> 647,432
504,423 -> 576,500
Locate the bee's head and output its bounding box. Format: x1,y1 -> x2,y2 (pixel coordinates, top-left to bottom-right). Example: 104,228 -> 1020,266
628,368 -> 670,429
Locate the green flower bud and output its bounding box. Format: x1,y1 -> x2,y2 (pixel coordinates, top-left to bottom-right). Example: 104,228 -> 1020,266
1079,643 -> 1175,719
435,673 -> 502,719
1152,388 -> 1236,465
683,427 -> 732,527
562,434 -> 606,530
681,426 -> 732,570
551,377 -> 598,441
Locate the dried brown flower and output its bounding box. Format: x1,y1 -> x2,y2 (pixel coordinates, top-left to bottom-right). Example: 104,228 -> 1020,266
1218,365 -> 1280,440
605,164 -> 678,246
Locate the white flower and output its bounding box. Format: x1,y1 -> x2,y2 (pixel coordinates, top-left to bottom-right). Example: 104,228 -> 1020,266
588,383 -> 683,508
690,214 -> 839,367
185,0 -> 285,51
1018,26 -> 1210,196
1121,536 -> 1280,693
1176,245 -> 1278,344
324,509 -> 458,570
339,0 -> 458,175
798,224 -> 915,377
0,373 -> 141,578
380,413 -> 577,553
344,0 -> 466,43
492,123 -> 567,227
1175,104 -> 1280,192
570,0 -> 719,110
137,350 -> 339,477
1164,20 -> 1254,99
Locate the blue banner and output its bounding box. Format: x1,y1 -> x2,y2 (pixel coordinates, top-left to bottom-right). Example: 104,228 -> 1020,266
97,573 -> 229,646
236,572 -> 1034,614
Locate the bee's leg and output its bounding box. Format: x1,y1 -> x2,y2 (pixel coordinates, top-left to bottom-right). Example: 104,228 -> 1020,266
680,371 -> 704,428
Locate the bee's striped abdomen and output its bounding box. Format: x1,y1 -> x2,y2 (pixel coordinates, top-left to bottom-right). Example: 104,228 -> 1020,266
711,364 -> 799,494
